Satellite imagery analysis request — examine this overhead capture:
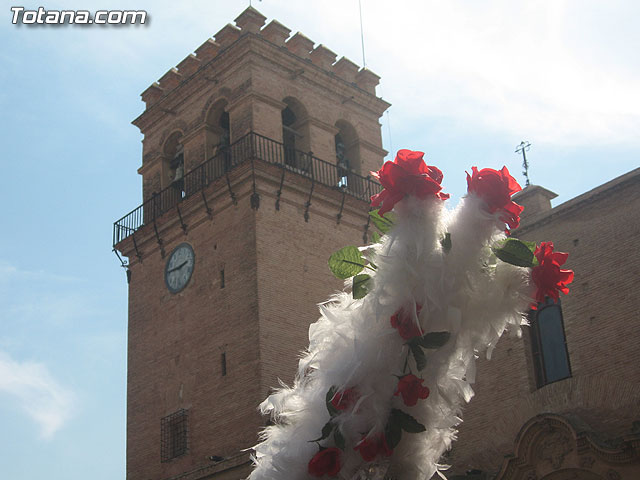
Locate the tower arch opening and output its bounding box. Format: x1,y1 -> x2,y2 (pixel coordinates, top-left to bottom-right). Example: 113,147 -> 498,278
281,97 -> 310,171
163,131 -> 185,193
334,120 -> 360,190
205,99 -> 230,157
205,99 -> 231,177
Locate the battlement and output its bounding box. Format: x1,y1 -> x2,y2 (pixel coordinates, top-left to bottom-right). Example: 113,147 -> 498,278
142,6 -> 380,108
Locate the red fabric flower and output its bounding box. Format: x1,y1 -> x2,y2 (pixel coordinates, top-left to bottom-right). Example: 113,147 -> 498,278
394,374 -> 430,406
531,242 -> 574,307
308,447 -> 342,477
354,432 -> 393,462
466,166 -> 524,229
390,304 -> 423,340
370,150 -> 449,215
330,387 -> 359,411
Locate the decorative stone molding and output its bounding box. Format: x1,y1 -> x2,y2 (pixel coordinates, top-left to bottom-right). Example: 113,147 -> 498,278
310,44 -> 337,70
496,414 -> 640,480
261,19 -> 291,46
286,32 -> 314,59
580,456 -> 595,469
135,7 -> 385,128
538,431 -> 572,469
141,82 -> 164,108
234,6 -> 266,34
158,68 -> 182,91
195,38 -> 221,63
334,57 -> 359,83
356,68 -> 380,95
159,121 -> 188,148
214,23 -> 241,48
197,94 -> 232,125
605,470 -> 621,480
176,54 -> 201,78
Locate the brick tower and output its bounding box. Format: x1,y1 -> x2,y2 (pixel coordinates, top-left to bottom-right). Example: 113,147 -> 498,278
113,7 -> 389,480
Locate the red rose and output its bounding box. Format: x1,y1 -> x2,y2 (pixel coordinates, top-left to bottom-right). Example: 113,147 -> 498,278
308,447 -> 342,477
371,150 -> 449,215
531,242 -> 574,307
390,304 -> 423,340
466,166 -> 524,229
394,374 -> 430,406
354,432 -> 393,462
330,387 -> 359,411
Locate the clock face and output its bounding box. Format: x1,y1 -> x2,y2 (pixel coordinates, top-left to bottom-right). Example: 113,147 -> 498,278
164,243 -> 195,294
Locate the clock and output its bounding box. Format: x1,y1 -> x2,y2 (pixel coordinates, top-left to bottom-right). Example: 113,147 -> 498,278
164,243 -> 195,293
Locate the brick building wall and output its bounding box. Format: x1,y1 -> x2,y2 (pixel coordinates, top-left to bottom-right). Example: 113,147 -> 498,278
449,169 -> 640,479
125,177 -> 263,479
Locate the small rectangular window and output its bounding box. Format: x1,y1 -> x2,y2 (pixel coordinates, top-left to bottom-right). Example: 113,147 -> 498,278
161,409 -> 188,462
220,269 -> 225,289
529,299 -> 571,388
221,352 -> 227,376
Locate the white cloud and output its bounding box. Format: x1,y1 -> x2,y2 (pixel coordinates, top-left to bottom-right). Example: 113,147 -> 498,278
0,260 -> 81,284
12,1 -> 638,148
357,0 -> 640,147
0,351 -> 76,439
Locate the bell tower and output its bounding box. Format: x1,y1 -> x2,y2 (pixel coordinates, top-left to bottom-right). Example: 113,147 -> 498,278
113,7 -> 389,480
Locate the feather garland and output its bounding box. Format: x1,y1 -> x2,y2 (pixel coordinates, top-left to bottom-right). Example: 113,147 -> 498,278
249,153 -> 572,480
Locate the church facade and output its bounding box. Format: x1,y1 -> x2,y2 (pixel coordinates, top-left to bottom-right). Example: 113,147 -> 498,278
113,7 -> 640,480
449,170 -> 640,480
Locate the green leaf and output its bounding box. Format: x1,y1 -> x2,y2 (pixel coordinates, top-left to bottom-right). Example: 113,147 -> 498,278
326,386 -> 338,416
384,417 -> 403,449
415,331 -> 451,349
328,246 -> 366,279
369,209 -> 396,234
492,238 -> 536,268
521,240 -> 539,266
353,274 -> 372,299
391,408 -> 426,433
409,343 -> 427,371
310,421 -> 335,442
334,428 -> 346,450
440,233 -> 452,253
371,231 -> 381,243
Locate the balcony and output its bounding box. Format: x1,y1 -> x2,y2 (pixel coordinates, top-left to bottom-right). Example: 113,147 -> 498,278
112,132 -> 381,247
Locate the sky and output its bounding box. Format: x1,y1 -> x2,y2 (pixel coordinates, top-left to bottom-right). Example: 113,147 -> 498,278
1,1 -> 638,479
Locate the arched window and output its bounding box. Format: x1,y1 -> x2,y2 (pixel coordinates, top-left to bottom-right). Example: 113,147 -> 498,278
281,97 -> 310,172
334,120 -> 360,191
163,132 -> 185,197
335,133 -> 349,187
529,299 -> 572,388
282,106 -> 298,168
205,100 -> 231,177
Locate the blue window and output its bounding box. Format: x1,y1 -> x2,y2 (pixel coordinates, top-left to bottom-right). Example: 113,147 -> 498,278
529,299 -> 571,388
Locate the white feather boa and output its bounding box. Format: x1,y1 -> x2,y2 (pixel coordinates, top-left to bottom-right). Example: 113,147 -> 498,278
249,192 -> 534,480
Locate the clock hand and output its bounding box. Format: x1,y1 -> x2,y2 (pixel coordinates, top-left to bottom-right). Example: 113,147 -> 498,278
167,260 -> 188,273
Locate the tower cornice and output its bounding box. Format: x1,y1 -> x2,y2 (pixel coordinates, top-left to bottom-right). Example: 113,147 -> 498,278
133,20 -> 389,134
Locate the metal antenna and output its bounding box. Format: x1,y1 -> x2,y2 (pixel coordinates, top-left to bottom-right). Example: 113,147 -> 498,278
515,141 -> 532,187
359,0 -> 366,67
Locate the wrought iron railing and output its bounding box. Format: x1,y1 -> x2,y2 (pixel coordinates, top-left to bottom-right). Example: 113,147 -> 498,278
113,132 -> 381,247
